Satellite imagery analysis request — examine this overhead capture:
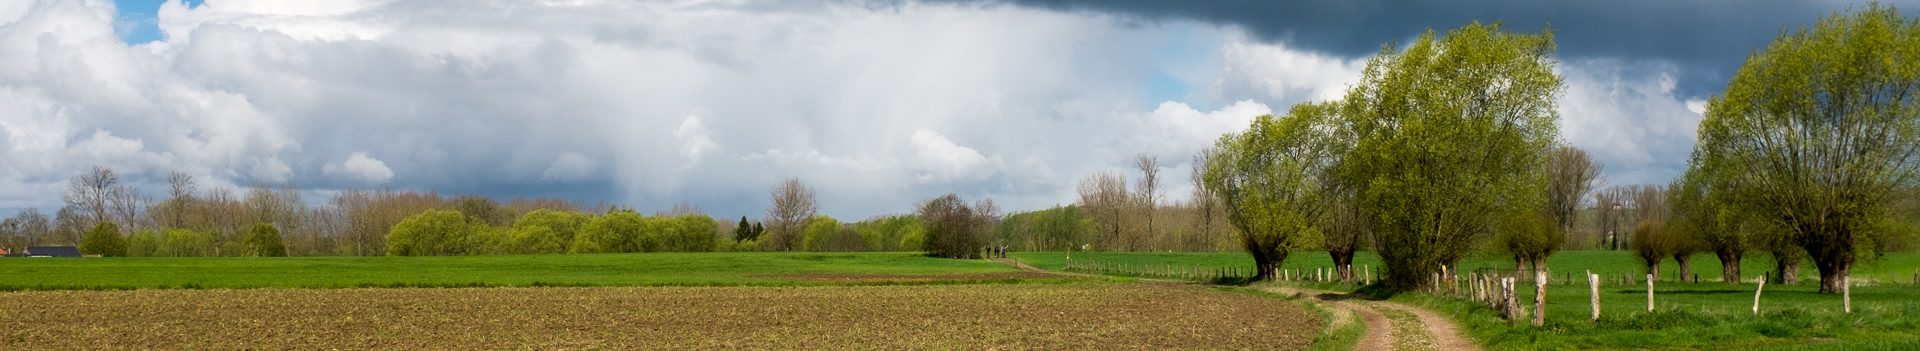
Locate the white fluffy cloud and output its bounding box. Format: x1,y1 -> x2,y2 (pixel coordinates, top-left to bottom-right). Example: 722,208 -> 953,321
909,129 -> 995,184
323,152 -> 395,184
1557,59 -> 1706,186
0,0 -> 1712,218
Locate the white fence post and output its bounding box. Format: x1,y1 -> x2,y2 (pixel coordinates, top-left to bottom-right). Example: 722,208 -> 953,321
1646,273 -> 1655,312
1588,271 -> 1600,322
1752,275 -> 1767,316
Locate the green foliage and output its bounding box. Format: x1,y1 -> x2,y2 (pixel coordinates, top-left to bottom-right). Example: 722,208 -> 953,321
1336,22 -> 1561,290
569,211 -> 717,254
79,222 -> 126,257
801,216 -> 842,252
734,216 -> 754,242
126,230 -> 160,257
1693,5 -> 1920,293
573,210 -> 646,254
242,224 -> 287,257
850,215 -> 925,252
1205,102 -> 1345,280
387,209 -> 485,256
995,205 -> 1090,251
0,252 -> 1038,290
656,214 -> 718,252
160,228 -> 215,257
510,210 -> 588,254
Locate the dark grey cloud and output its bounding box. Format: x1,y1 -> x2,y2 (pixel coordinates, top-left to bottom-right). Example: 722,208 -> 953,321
968,0 -> 1912,96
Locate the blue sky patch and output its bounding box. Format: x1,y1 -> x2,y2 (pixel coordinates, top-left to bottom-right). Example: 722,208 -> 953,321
112,0 -> 200,44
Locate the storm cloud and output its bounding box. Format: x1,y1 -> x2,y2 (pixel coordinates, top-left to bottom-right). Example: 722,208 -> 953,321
0,0 -> 1896,219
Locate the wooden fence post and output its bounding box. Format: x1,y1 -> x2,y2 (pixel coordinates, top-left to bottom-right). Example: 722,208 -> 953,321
1535,269 -> 1547,327
1843,274 -> 1852,314
1752,275 -> 1766,316
1646,274 -> 1655,312
1589,271 -> 1600,322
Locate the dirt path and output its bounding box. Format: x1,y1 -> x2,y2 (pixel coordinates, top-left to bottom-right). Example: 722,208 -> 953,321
1259,286 -> 1478,351
989,258 -> 1477,351
1264,286 -> 1395,351
1372,301 -> 1478,351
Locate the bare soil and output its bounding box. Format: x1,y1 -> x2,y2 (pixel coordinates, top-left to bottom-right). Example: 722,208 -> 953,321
0,284 -> 1321,350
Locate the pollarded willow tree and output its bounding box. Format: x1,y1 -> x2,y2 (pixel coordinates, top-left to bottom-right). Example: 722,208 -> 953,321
1337,22 -> 1562,291
1692,5 -> 1920,294
1204,102 -> 1344,280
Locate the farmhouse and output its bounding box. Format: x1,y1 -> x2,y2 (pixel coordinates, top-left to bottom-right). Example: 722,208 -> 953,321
25,246 -> 82,257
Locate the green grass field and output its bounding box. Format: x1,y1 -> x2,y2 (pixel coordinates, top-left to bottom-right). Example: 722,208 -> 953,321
0,252 -> 1067,290
1016,250 -> 1920,350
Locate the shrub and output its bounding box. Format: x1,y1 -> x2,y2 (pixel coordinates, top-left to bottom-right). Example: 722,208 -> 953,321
79,222 -> 127,257
126,230 -> 161,257
160,228 -> 215,257
241,224 -> 287,257
387,209 -> 484,256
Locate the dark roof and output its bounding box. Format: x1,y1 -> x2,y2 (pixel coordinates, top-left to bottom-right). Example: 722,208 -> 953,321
26,246 -> 82,257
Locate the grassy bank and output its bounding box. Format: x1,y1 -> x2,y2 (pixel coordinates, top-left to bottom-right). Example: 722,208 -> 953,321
1016,250 -> 1920,350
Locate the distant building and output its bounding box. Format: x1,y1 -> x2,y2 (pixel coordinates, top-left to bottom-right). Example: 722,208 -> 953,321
25,246 -> 82,257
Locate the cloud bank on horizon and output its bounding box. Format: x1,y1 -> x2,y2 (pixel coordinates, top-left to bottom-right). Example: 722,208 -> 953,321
0,0 -> 1897,219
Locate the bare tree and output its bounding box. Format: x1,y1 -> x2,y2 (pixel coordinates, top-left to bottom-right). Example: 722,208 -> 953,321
1546,146 -> 1602,243
1076,171 -> 1129,251
64,166 -> 119,228
1134,154 -> 1160,250
1189,148 -> 1221,251
765,178 -> 817,252
1593,187 -> 1629,250
4,209 -> 51,247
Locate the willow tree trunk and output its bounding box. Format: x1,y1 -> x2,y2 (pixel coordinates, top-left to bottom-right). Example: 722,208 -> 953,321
1815,258 -> 1853,294
1718,250 -> 1743,283
1774,253 -> 1800,284
1329,250 -> 1355,283
1674,254 -> 1693,283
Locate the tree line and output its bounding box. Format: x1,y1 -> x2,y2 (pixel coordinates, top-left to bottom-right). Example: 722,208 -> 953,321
0,169 -> 992,258
1182,6 -> 1920,294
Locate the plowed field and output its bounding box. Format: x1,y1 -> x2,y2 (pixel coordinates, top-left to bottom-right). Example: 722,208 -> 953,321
1,283 -> 1319,350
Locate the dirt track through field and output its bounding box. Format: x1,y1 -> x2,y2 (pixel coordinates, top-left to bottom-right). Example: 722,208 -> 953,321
1256,287 -> 1478,351
994,258 -> 1476,351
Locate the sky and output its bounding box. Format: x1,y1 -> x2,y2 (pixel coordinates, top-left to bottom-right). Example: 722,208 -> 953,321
0,0 -> 1911,220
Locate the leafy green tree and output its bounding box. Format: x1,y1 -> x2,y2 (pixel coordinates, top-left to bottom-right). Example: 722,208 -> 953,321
656,214 -> 718,252
1204,102 -> 1343,281
242,223 -> 287,257
1335,22 -> 1561,290
79,222 -> 126,257
127,230 -> 160,257
387,209 -> 482,256
801,216 -> 842,252
572,210 -> 646,253
1692,5 -> 1920,293
1671,161 -> 1754,283
162,228 -> 216,257
511,210 -> 587,254
510,225 -> 563,254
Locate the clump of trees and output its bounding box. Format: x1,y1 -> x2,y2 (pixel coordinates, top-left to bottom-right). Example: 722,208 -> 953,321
919,194 -> 996,259
1687,5 -> 1920,293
